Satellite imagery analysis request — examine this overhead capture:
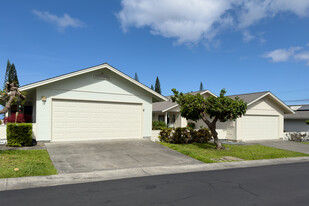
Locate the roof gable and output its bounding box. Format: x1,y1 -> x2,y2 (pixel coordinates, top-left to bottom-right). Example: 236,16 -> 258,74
229,91 -> 294,114
20,63 -> 167,102
153,90 -> 216,112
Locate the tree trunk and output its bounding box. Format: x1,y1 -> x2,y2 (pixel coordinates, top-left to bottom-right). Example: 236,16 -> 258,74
202,116 -> 225,150
210,128 -> 225,150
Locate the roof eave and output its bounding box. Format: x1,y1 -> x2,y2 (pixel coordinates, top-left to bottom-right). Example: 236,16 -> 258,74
248,92 -> 295,114
19,63 -> 167,102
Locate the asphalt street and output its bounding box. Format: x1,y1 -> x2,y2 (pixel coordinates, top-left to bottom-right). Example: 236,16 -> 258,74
1,162 -> 309,206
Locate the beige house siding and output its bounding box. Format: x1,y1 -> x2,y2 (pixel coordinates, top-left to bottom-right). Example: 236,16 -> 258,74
235,96 -> 284,141
35,68 -> 153,141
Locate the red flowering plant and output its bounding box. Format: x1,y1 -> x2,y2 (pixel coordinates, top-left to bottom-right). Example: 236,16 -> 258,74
3,113 -> 25,124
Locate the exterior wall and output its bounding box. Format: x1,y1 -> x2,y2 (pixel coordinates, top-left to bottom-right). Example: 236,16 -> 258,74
235,97 -> 284,141
188,119 -> 234,139
284,119 -> 309,132
35,68 -> 153,141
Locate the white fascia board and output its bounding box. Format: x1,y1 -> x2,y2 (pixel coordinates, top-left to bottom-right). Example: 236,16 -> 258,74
20,63 -> 167,102
200,90 -> 217,97
248,92 -> 295,114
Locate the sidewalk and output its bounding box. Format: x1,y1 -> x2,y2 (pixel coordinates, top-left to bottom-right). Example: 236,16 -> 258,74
1,156 -> 309,191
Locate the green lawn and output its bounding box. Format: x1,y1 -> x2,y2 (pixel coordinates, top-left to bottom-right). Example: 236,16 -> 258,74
0,150 -> 57,178
301,142 -> 309,145
160,142 -> 309,163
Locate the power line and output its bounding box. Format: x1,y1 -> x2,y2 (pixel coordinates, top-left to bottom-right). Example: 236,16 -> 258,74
284,99 -> 309,102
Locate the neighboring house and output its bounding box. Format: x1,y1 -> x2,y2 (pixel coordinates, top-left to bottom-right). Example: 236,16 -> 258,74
284,105 -> 309,132
153,90 -> 294,141
13,63 -> 167,142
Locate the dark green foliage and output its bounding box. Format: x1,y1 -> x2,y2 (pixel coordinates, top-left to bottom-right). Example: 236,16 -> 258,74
194,128 -> 212,143
155,76 -> 161,94
9,64 -> 19,87
4,60 -> 19,88
150,84 -> 154,90
159,127 -> 212,144
187,122 -> 195,129
306,120 -> 309,125
152,121 -> 168,130
200,82 -> 204,91
134,72 -> 139,82
171,88 -> 247,149
158,128 -> 173,143
172,89 -> 247,123
4,60 -> 11,89
7,123 -> 33,147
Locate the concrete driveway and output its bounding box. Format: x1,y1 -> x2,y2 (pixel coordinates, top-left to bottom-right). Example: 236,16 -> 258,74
45,139 -> 202,174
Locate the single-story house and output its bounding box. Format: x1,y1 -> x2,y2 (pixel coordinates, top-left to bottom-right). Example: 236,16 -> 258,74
153,90 -> 294,141
10,63 -> 167,142
284,105 -> 309,132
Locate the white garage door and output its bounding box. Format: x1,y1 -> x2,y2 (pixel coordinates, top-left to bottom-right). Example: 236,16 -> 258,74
242,115 -> 279,141
52,99 -> 142,141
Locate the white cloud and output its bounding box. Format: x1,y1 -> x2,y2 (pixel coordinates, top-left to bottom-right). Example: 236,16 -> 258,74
32,10 -> 85,31
263,46 -> 309,66
295,51 -> 309,65
263,47 -> 302,62
242,30 -> 255,42
117,0 -> 309,45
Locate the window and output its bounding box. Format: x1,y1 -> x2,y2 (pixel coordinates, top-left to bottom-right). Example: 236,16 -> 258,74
172,114 -> 176,123
158,115 -> 165,122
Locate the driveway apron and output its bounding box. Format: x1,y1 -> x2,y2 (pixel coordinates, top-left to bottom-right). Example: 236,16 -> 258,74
45,139 -> 202,174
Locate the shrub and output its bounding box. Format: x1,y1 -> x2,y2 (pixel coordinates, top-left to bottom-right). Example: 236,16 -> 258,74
170,127 -> 194,144
287,132 -> 307,142
306,120 -> 309,125
159,127 -> 212,144
4,113 -> 25,124
7,123 -> 33,147
152,121 -> 168,130
194,128 -> 212,143
158,128 -> 173,143
187,122 -> 195,129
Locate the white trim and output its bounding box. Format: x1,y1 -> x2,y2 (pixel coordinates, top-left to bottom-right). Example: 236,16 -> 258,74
247,92 -> 294,114
200,90 -> 217,97
20,63 -> 167,102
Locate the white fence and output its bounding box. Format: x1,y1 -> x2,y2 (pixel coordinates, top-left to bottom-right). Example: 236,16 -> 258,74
0,124 -> 37,145
151,130 -> 161,142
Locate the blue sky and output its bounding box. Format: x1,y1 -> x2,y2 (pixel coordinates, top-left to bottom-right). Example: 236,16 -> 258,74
1,0 -> 309,104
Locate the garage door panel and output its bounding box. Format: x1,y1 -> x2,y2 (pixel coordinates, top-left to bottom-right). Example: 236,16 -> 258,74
242,115 -> 278,141
52,99 -> 142,141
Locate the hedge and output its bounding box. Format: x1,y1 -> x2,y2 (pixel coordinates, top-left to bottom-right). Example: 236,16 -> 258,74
7,123 -> 33,147
159,127 -> 212,144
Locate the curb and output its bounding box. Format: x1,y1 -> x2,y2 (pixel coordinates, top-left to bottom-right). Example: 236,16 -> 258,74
1,156 -> 309,191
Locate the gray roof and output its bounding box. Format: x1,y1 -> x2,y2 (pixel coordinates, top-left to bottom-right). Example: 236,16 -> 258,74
152,98 -> 177,112
285,111 -> 309,120
285,104 -> 309,119
228,91 -> 269,104
153,90 -> 211,112
153,90 -> 270,113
